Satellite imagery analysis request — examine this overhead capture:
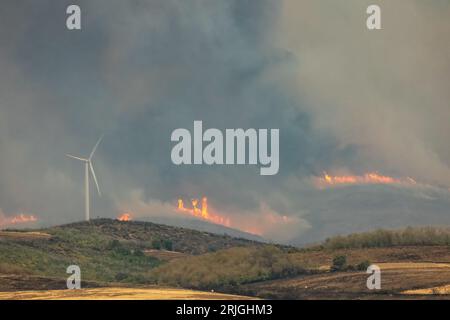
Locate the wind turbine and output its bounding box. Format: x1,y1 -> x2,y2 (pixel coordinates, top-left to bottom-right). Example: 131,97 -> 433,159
66,136 -> 103,221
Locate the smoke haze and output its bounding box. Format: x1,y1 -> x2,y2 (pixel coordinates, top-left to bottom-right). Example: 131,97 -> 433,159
1,0 -> 449,243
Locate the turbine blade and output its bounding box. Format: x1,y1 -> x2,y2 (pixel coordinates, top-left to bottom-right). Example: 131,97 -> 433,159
66,154 -> 87,161
89,161 -> 101,196
89,135 -> 104,160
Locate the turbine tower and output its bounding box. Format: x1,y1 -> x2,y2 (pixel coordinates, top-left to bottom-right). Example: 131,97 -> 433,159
66,136 -> 103,221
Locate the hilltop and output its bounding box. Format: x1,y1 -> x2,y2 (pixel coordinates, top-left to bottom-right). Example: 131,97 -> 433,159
44,218 -> 267,254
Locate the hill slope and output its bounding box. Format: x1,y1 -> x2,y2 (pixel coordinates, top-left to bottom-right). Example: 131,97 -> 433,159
0,218 -> 268,287
2,222 -> 450,299
46,218 -> 265,254
141,216 -> 265,242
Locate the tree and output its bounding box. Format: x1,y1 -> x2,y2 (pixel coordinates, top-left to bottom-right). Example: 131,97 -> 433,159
151,239 -> 162,250
163,239 -> 173,251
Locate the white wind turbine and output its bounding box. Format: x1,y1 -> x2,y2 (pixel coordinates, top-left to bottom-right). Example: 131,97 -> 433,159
66,136 -> 103,221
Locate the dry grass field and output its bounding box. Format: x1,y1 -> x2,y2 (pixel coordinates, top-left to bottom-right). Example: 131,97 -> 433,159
403,284 -> 450,295
0,287 -> 257,300
0,231 -> 52,240
240,248 -> 450,299
289,246 -> 450,270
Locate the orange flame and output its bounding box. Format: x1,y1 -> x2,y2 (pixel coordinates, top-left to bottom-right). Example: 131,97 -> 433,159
0,214 -> 37,227
316,172 -> 417,188
176,198 -> 302,238
177,197 -> 230,227
117,213 -> 132,221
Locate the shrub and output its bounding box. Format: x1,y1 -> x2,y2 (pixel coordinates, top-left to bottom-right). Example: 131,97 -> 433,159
149,245 -> 307,290
113,246 -> 131,256
108,239 -> 120,249
115,272 -> 129,281
151,239 -> 173,250
331,255 -> 347,272
356,260 -> 371,271
151,239 -> 162,250
346,264 -> 356,271
163,240 -> 173,251
320,227 -> 450,249
207,244 -> 218,252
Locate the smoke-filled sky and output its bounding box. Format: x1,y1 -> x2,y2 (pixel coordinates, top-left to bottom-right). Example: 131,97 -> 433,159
1,0 -> 450,244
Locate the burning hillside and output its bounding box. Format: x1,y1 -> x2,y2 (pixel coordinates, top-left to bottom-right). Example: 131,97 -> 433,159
117,190 -> 308,242
0,213 -> 38,228
175,197 -> 305,241
177,197 -> 231,227
314,172 -> 418,189
117,213 -> 132,221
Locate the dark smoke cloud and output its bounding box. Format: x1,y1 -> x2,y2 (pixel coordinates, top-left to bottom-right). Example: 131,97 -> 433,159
0,0 -> 449,243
